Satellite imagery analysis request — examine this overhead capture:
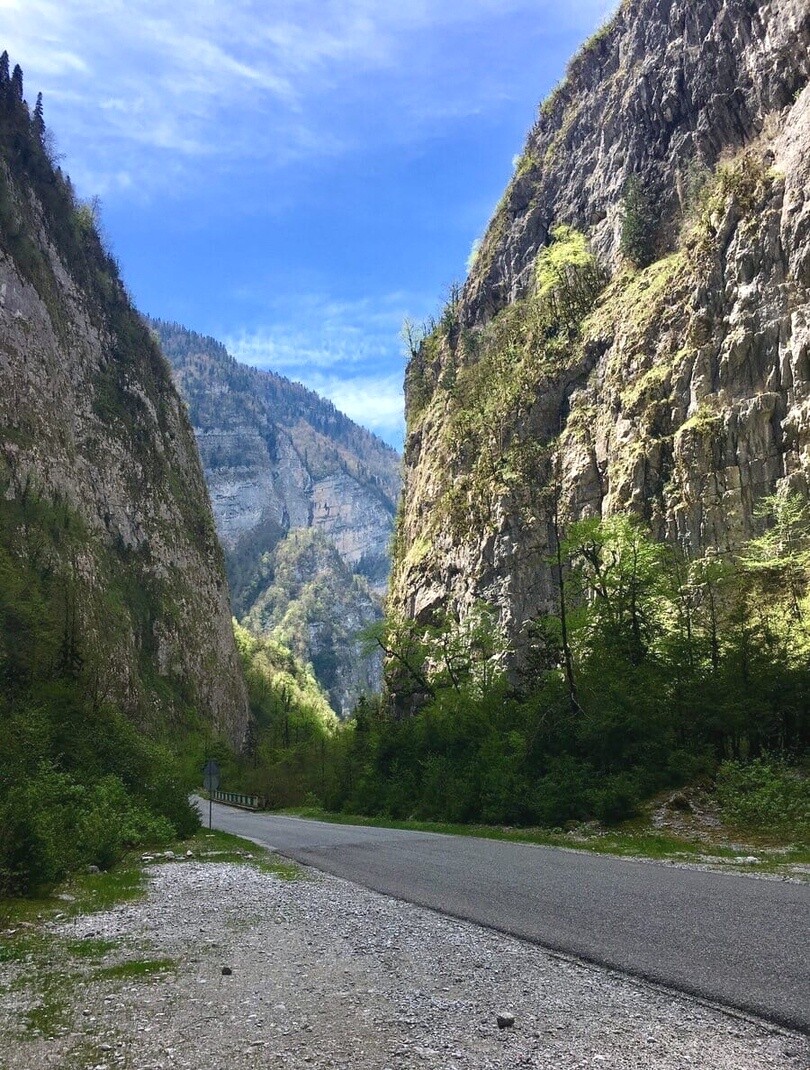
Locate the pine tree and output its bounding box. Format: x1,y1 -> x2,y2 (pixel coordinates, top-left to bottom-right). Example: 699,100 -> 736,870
10,63 -> 23,102
33,92 -> 44,140
0,52 -> 9,87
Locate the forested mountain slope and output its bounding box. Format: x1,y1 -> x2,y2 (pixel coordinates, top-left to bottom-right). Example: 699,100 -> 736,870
393,0 -> 810,664
152,320 -> 401,715
0,59 -> 249,888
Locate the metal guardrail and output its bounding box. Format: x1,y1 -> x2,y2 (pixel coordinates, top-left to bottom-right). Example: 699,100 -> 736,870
212,790 -> 264,811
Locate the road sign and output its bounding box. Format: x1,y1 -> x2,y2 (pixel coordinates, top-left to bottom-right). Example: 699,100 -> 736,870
202,759 -> 220,793
202,759 -> 220,830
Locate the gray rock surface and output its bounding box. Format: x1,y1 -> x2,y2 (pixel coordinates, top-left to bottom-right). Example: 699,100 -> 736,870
0,167 -> 248,743
153,320 -> 399,590
153,320 -> 400,713
392,0 -> 810,668
242,529 -> 384,716
464,0 -> 810,323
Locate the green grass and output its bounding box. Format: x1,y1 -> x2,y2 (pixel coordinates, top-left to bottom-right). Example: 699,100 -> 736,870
70,867 -> 145,914
22,967 -> 74,1039
0,866 -> 145,935
182,828 -> 303,880
0,828 -> 301,936
92,958 -> 174,981
64,938 -> 119,959
0,931 -> 52,965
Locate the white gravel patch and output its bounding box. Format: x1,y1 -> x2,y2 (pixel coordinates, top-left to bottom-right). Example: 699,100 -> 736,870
2,856 -> 807,1069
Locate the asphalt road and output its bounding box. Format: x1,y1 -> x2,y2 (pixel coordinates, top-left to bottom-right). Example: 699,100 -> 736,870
199,800 -> 810,1033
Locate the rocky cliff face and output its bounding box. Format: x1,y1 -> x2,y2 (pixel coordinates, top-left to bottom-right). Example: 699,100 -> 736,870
0,83 -> 249,744
153,322 -> 399,713
465,0 -> 810,322
241,529 -> 383,717
392,0 -> 810,667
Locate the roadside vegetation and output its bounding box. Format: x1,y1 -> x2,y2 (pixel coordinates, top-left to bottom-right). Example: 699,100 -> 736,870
0,54 -> 806,905
280,805 -> 810,877
0,488 -> 200,899
329,501 -> 809,830
226,496 -> 808,855
0,58 -> 222,900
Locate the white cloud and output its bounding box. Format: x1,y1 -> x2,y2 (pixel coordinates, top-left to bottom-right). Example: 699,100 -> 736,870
4,0 -> 617,196
224,290 -> 426,370
306,372 -> 405,443
219,289 -> 426,444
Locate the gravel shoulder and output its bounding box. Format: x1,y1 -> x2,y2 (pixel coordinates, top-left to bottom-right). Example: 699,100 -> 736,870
0,846 -> 807,1070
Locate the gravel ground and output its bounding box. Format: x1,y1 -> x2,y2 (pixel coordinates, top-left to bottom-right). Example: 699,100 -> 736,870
1,854 -> 807,1070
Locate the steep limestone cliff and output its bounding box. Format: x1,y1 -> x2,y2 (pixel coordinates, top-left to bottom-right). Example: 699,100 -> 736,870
153,321 -> 399,713
392,0 -> 810,667
241,529 -> 383,717
0,79 -> 249,744
465,0 -> 810,321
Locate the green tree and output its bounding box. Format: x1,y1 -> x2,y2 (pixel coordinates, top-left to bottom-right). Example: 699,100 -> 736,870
563,514 -> 670,665
33,92 -> 44,141
620,175 -> 657,268
10,64 -> 23,102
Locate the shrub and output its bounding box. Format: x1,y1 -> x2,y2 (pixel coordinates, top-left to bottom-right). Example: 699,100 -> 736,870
620,176 -> 657,268
715,760 -> 809,837
534,225 -> 608,332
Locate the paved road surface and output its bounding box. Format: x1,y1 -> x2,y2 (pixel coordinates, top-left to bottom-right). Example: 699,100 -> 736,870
199,801 -> 809,1032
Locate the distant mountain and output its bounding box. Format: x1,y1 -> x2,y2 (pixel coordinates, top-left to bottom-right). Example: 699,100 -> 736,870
150,319 -> 401,715
241,528 -> 384,708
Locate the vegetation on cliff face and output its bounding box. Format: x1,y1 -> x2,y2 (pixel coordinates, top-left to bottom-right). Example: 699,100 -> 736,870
229,137 -> 810,830
0,61 -> 247,894
316,499 -> 809,829
227,624 -> 338,807
3,0 -> 809,867
378,1 -> 810,832
0,487 -> 201,895
240,529 -> 383,716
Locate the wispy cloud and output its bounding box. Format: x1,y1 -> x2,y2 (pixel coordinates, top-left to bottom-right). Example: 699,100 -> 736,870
306,372 -> 405,443
4,0 -> 617,446
222,289 -> 425,444
5,0 -> 616,197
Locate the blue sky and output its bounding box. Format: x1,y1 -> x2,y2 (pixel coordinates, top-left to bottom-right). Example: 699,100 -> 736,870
4,0 -> 615,448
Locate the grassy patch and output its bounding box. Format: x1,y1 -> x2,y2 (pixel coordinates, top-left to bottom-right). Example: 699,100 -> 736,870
0,931 -> 53,965
0,894 -> 65,932
252,857 -> 301,881
92,958 -> 174,982
69,866 -> 145,915
188,829 -> 303,880
23,968 -> 74,1039
0,865 -> 145,940
64,938 -> 119,959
